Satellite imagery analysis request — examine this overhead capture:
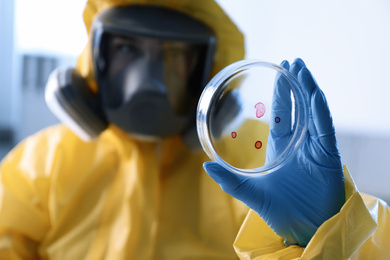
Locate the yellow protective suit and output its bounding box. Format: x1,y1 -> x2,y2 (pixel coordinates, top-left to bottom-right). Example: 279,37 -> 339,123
1,0 -> 247,259
0,0 -> 389,259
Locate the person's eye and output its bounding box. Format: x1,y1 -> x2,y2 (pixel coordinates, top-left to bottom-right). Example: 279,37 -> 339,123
117,43 -> 137,53
165,47 -> 186,59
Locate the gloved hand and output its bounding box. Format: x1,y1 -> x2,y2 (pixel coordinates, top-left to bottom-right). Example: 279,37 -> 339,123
203,58 -> 345,247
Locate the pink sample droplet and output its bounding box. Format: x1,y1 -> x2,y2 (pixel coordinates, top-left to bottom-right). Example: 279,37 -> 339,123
231,132 -> 237,139
254,102 -> 266,118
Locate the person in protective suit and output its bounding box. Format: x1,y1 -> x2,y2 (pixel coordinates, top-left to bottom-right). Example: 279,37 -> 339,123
0,0 -> 389,259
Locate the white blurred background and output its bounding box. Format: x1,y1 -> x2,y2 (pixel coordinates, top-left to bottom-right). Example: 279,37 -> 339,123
0,0 -> 389,202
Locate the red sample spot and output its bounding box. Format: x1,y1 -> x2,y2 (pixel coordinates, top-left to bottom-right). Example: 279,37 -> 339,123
254,102 -> 266,118
255,141 -> 262,149
231,131 -> 237,139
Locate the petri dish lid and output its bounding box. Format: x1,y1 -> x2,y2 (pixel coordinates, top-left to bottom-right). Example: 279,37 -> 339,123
197,60 -> 308,176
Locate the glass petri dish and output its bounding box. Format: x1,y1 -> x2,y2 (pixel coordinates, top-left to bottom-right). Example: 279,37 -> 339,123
197,60 -> 308,176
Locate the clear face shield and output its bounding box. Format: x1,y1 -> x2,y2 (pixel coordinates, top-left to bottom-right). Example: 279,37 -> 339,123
92,6 -> 216,140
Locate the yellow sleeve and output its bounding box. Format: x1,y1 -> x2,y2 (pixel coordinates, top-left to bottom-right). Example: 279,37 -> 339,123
233,166 -> 390,259
350,193 -> 390,259
0,129 -> 54,259
0,232 -> 41,260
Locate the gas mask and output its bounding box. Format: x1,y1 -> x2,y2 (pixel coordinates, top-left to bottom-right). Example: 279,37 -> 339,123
97,32 -> 210,140
45,5 -> 215,142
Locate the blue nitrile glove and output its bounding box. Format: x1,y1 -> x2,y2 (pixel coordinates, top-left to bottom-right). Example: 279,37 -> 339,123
203,58 -> 345,247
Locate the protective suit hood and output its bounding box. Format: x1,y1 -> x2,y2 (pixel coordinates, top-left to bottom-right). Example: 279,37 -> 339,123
75,0 -> 245,147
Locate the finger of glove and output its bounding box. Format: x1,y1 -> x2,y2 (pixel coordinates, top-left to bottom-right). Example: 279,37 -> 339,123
289,58 -> 306,77
311,88 -> 338,151
298,66 -> 318,137
203,161 -> 252,198
289,58 -> 306,132
270,60 -> 292,137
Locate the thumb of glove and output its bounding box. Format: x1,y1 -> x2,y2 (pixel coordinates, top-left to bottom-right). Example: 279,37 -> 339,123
203,161 -> 265,210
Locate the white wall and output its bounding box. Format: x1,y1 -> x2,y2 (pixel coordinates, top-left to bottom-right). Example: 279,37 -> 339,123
12,0 -> 88,142
16,0 -> 88,56
0,1 -> 17,159
217,0 -> 390,202
0,1 -> 15,127
217,0 -> 390,135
